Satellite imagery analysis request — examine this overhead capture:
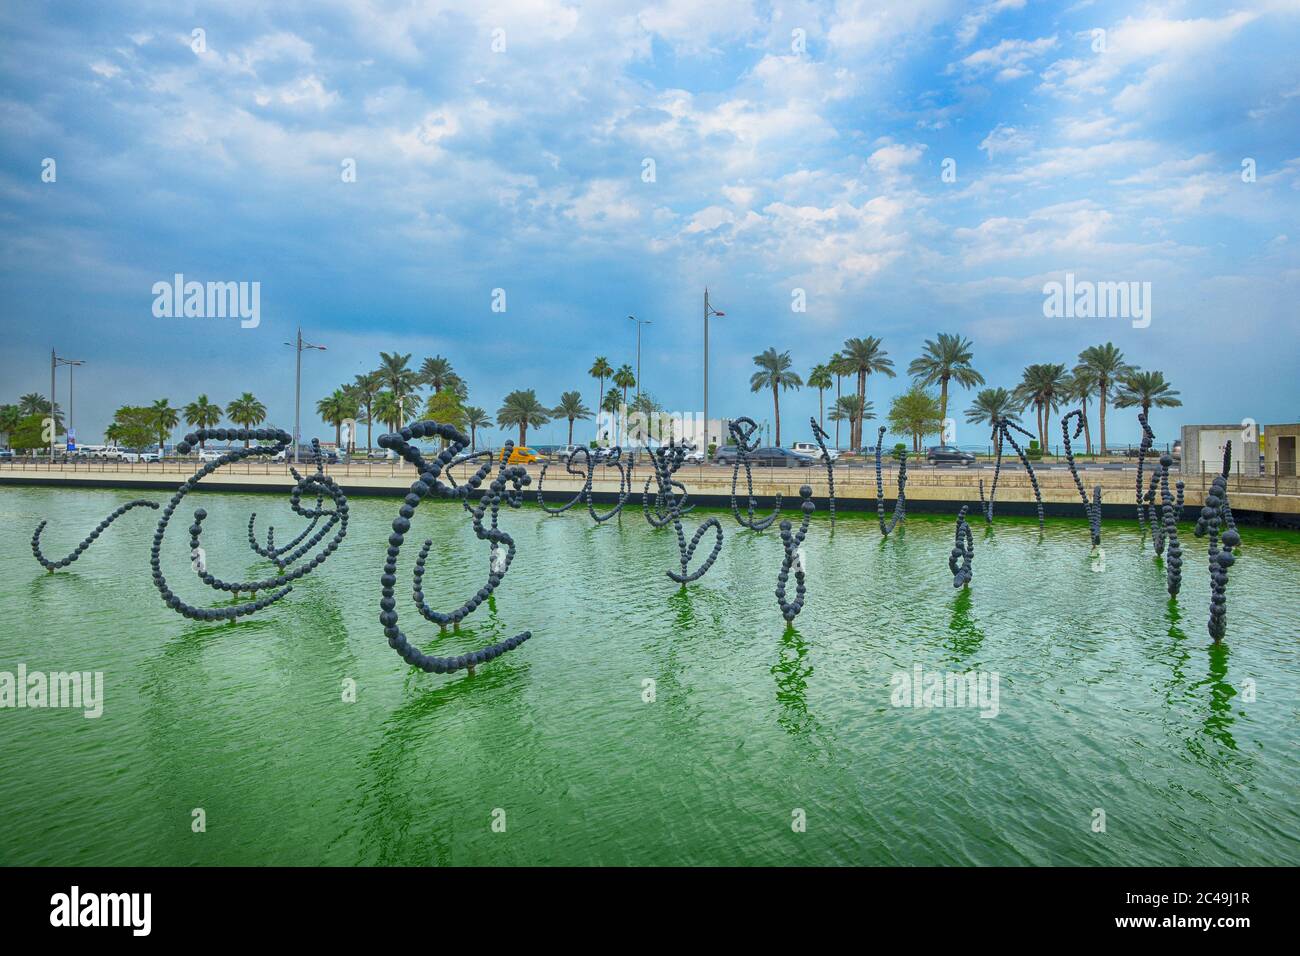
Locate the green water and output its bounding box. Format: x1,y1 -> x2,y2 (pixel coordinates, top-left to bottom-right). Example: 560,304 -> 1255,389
1,485 -> 1297,866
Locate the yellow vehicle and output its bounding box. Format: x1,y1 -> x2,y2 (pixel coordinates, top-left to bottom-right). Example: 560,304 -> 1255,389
500,445 -> 538,465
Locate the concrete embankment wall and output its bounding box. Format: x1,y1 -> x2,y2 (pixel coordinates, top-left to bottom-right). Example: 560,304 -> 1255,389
4,463 -> 1298,527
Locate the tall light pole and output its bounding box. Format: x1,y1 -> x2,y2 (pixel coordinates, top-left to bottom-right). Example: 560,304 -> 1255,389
628,315 -> 651,403
49,351 -> 84,461
284,327 -> 326,463
59,356 -> 84,452
703,289 -> 725,453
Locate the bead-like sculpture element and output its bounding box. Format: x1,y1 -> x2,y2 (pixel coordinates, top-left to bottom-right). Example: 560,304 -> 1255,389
32,499 -> 160,571
977,417 -> 1044,530
874,425 -> 907,535
1153,450 -> 1184,596
378,422 -> 532,674
1061,410 -> 1102,547
648,442 -> 724,583
1194,442 -> 1241,642
728,416 -> 781,531
248,448 -> 342,570
535,445 -> 633,522
642,442 -> 693,529
154,430 -> 349,621
809,416 -> 836,525
949,505 -> 974,588
775,486 -> 815,621
1134,412 -> 1156,539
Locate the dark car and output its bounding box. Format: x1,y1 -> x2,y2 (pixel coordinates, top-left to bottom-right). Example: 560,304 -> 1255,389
925,445 -> 976,464
715,446 -> 813,467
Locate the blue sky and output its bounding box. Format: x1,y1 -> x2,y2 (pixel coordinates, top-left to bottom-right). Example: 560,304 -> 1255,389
2,0 -> 1298,448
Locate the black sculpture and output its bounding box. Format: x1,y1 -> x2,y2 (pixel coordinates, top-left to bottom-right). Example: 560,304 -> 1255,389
378,422 -> 532,674
809,417 -> 836,525
1153,450 -> 1185,596
775,486 -> 814,622
1061,410 -> 1102,547
949,505 -> 974,588
1194,442 -> 1241,642
1134,412 -> 1156,539
977,417 -> 1044,531
728,416 -> 781,531
873,425 -> 907,535
32,499 -> 160,571
151,430 -> 349,621
642,442 -> 694,529
535,445 -> 633,522
648,442 -> 724,583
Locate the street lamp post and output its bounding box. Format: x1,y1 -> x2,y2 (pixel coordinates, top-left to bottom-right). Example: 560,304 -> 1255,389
628,315 -> 651,405
49,350 -> 84,463
703,289 -> 725,453
284,327 -> 326,464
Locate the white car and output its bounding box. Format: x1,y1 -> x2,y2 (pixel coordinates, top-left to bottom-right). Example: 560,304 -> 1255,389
791,441 -> 838,461
680,446 -> 706,464
196,447 -> 223,462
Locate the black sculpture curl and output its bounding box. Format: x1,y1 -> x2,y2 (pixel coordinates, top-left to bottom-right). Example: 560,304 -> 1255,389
642,442 -> 694,529
648,443 -> 724,584
1135,412 -> 1156,539
1152,451 -> 1185,596
810,417 -> 836,525
535,446 -> 633,522
150,430 -> 348,621
247,450 -> 342,570
533,450 -> 586,515
1194,442 -> 1241,642
32,499 -> 160,571
873,425 -> 907,535
728,416 -> 781,531
1061,410 -> 1102,547
977,417 -> 1043,531
775,486 -> 814,622
378,422 -> 532,674
949,505 -> 974,588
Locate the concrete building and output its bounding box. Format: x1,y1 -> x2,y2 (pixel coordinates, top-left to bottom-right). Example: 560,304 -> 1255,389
1264,423 -> 1300,477
1180,424 -> 1251,475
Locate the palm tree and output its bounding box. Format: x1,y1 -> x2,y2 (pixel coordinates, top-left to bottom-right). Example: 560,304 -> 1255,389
840,337 -> 895,453
464,406 -> 492,451
225,392 -> 268,447
828,352 -> 849,449
964,388 -> 1019,456
613,364 -> 636,412
588,356 -> 612,437
373,391 -> 403,434
0,404 -> 20,445
749,347 -> 802,447
419,355 -> 456,394
553,391 -> 593,447
829,394 -> 873,445
147,399 -> 179,452
1114,370 -> 1182,419
18,393 -> 63,430
183,395 -> 223,447
1062,368 -> 1099,455
1013,364 -> 1068,451
888,385 -> 943,453
315,389 -> 356,450
807,363 -> 833,431
351,371 -> 382,454
497,389 -> 551,446
907,333 -> 984,425
376,352 -> 419,428
1075,343 -> 1132,455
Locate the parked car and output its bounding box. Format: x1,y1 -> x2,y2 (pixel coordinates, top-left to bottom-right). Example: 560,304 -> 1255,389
197,447 -> 223,462
714,446 -> 813,467
0,448 -> 14,459
791,441 -> 838,461
925,445 -> 976,464
500,445 -> 539,465
680,445 -> 706,464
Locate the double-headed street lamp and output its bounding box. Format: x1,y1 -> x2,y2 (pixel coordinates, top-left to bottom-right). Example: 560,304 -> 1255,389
703,289 -> 725,452
628,315 -> 651,404
284,327 -> 326,464
50,350 -> 84,462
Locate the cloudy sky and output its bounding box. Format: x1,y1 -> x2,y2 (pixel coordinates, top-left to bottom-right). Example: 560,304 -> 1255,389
2,0 -> 1298,448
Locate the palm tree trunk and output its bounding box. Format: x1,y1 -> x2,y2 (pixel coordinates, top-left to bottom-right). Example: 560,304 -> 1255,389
856,370 -> 867,452
335,421 -> 342,447
818,388 -> 824,430
940,375 -> 949,425
773,385 -> 781,447
834,375 -> 842,449
1098,385 -> 1108,456
567,418 -> 574,446
519,423 -> 527,446
1081,399 -> 1092,455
